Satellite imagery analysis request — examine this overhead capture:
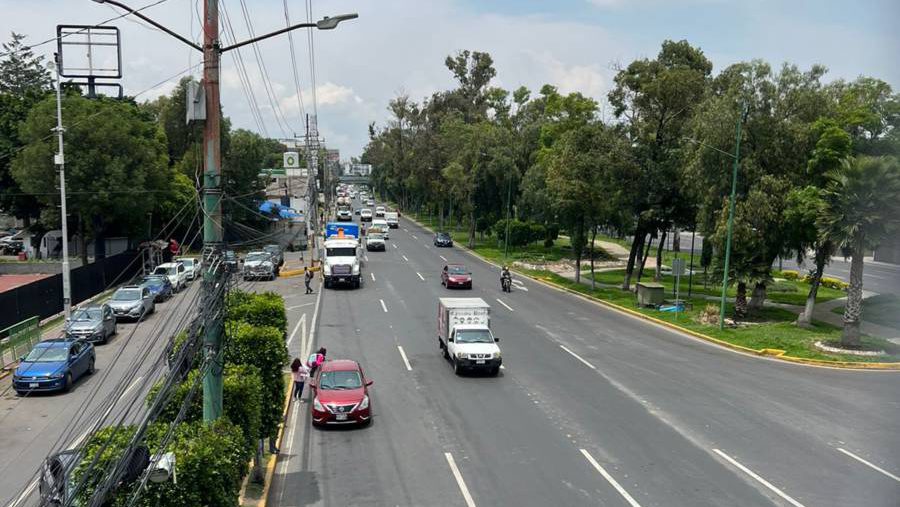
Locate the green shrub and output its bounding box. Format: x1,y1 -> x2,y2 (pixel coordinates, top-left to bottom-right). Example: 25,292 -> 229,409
820,276 -> 849,290
224,321 -> 287,440
495,219 -> 544,246
781,270 -> 800,280
529,223 -> 546,245
226,290 -> 287,335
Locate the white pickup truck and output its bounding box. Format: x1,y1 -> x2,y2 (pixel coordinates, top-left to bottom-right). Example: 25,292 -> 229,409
384,211 -> 399,228
437,298 -> 501,375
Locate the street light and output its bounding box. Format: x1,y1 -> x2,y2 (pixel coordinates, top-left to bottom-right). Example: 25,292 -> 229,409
683,101 -> 747,330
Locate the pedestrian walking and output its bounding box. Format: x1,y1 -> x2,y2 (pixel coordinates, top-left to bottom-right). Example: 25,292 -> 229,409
304,268 -> 314,294
290,358 -> 310,401
307,347 -> 327,378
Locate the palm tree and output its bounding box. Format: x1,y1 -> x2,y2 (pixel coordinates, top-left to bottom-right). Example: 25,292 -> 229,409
818,156 -> 900,347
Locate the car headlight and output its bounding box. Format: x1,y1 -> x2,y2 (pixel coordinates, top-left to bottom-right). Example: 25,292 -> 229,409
357,395 -> 369,410
493,351 -> 501,359
50,372 -> 65,379
323,265 -> 332,275
313,397 -> 328,412
456,352 -> 466,359
352,264 -> 360,275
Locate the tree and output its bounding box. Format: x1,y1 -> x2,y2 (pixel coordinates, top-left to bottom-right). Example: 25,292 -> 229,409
223,129 -> 283,232
608,40 -> 712,291
0,33 -> 51,228
818,156 -> 900,347
12,94 -> 170,262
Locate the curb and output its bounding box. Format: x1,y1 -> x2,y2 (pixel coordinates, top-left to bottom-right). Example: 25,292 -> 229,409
403,215 -> 900,372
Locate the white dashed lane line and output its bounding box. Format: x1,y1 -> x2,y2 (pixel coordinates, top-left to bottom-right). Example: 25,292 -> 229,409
712,449 -> 806,507
837,448 -> 900,483
560,345 -> 596,370
416,272 -> 425,281
439,255 -> 448,262
397,345 -> 413,371
580,449 -> 643,507
402,254 -> 409,262
370,272 -> 376,282
444,452 -> 477,507
495,298 -> 514,312
380,299 -> 389,313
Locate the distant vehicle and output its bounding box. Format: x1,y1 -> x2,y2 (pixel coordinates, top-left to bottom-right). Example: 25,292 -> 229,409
360,209 -> 373,222
337,208 -> 353,221
243,251 -> 277,280
175,257 -> 199,281
375,206 -> 386,217
108,285 -> 155,320
141,274 -> 174,302
371,219 -> 389,239
434,232 -> 453,247
384,211 -> 399,228
223,250 -> 239,272
13,338 -> 96,395
437,298 -> 501,375
263,244 -> 284,267
325,222 -> 360,240
354,208 -> 361,216
153,262 -> 188,292
365,231 -> 386,251
0,235 -> 24,255
310,359 -> 373,427
64,304 -> 116,344
441,264 -> 472,289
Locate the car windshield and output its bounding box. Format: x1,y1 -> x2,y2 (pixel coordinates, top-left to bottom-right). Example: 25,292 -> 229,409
361,209 -> 371,214
368,233 -> 384,240
318,370 -> 362,390
246,253 -> 269,262
25,345 -> 68,363
455,329 -> 494,344
72,308 -> 101,321
153,267 -> 175,276
327,247 -> 356,257
264,247 -> 279,254
113,289 -> 141,301
437,233 -> 450,239
448,266 -> 467,275
180,259 -> 194,267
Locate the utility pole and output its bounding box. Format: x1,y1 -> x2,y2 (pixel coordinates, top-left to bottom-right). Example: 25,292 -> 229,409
52,54 -> 72,319
201,0 -> 224,421
718,103 -> 746,330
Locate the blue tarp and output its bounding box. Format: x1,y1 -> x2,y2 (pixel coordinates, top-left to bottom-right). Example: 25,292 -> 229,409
259,201 -> 276,213
279,209 -> 300,218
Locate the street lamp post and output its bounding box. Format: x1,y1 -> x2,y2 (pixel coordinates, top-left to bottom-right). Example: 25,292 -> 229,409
98,0 -> 357,421
684,101 -> 746,330
49,56 -> 72,319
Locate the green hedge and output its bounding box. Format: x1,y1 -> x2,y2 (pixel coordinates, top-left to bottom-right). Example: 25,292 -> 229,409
226,290 -> 288,336
494,219 -> 547,246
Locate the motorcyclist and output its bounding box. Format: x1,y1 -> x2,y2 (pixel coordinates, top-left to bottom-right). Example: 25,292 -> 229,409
500,266 -> 512,291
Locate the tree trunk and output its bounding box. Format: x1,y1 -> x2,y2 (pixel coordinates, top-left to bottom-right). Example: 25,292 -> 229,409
78,214 -> 89,267
574,219 -> 583,284
654,230 -> 667,282
841,235 -> 865,348
672,229 -> 680,252
734,281 -> 748,320
439,200 -> 445,229
467,207 -> 476,249
622,222 -> 645,291
589,223 -> 597,290
636,231 -> 655,284
797,242 -> 830,327
749,282 -> 767,313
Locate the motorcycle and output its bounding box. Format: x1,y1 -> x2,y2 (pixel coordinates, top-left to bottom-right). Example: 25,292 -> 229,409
501,276 -> 512,293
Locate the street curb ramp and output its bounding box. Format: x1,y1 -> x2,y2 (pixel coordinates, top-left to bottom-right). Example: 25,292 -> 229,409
403,213 -> 900,372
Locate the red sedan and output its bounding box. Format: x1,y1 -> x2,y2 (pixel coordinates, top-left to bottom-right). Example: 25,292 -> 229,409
310,359 -> 373,427
441,264 -> 472,289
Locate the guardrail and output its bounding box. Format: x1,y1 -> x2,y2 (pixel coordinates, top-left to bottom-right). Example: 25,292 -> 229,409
0,316 -> 41,372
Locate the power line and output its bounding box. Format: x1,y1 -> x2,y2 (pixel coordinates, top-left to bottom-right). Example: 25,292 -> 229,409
219,1 -> 269,137
282,0 -> 307,123
0,0 -> 172,58
305,0 -> 319,119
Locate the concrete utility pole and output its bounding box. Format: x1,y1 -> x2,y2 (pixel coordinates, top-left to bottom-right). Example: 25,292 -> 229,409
51,55 -> 72,319
201,0 -> 225,422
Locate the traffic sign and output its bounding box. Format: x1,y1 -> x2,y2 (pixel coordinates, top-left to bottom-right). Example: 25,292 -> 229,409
672,258 -> 685,276
259,168 -> 286,177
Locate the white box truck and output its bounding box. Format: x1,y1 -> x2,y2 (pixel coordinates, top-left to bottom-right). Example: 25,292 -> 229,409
384,211 -> 399,228
437,298 -> 502,375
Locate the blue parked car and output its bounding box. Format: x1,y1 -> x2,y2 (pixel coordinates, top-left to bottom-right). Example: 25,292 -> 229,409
141,274 -> 174,302
12,338 -> 95,396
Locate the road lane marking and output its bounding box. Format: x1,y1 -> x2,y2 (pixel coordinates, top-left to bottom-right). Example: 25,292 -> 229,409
277,399 -> 301,506
364,254 -> 369,262
402,254 -> 409,262
286,314 -> 307,347
580,449 -> 642,507
397,346 -> 412,371
560,345 -> 596,370
286,302 -> 315,310
440,255 -> 448,261
512,279 -> 528,291
416,272 -> 425,281
370,272 -> 376,282
304,279 -> 325,358
837,448 -> 900,483
444,452 -> 477,507
712,449 -> 806,507
9,478 -> 38,506
380,299 -> 389,313
495,298 -> 514,312
392,244 -> 398,249
412,234 -> 418,240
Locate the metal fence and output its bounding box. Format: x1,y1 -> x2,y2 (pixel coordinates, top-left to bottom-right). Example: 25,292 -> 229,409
0,316 -> 41,371
0,251 -> 141,330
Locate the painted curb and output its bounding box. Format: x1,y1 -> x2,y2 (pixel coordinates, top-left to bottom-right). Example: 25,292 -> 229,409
404,215 -> 900,372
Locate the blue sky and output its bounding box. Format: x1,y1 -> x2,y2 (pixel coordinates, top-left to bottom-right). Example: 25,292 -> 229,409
3,0 -> 898,158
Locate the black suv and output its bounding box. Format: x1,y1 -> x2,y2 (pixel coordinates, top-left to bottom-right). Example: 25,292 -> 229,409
434,232 -> 453,247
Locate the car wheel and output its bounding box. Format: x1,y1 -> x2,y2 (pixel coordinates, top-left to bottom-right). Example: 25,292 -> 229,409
87,357 -> 95,375
491,366 -> 500,376
442,344 -> 450,360
452,358 -> 462,375
15,390 -> 24,397
63,373 -> 73,392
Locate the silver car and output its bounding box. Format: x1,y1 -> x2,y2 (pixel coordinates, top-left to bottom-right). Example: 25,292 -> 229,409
242,251 -> 276,281
108,285 -> 156,321
64,304 -> 117,344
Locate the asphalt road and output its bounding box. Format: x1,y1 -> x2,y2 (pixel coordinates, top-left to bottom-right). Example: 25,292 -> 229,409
270,202 -> 899,507
0,280 -> 204,506
658,231 -> 900,297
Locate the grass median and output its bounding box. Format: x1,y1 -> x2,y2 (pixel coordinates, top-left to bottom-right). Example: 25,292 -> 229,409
405,211 -> 896,364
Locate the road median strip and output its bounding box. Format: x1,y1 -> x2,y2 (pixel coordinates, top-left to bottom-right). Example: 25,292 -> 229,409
402,214 -> 900,371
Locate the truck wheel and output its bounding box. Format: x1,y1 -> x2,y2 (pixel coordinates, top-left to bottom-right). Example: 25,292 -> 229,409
452,358 -> 462,375
442,346 -> 450,360
490,366 -> 500,376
